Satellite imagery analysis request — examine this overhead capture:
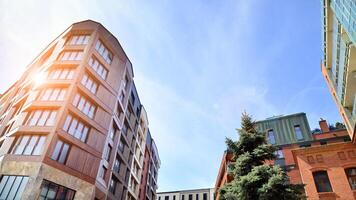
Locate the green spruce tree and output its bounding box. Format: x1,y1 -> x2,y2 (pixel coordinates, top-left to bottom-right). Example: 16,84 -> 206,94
219,112 -> 305,200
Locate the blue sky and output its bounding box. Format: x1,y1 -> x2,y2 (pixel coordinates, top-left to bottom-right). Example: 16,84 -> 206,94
0,0 -> 342,192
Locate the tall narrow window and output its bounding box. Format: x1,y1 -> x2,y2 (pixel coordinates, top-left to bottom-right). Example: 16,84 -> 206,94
12,135 -> 46,155
294,125 -> 303,140
104,145 -> 112,161
165,196 -> 169,200
39,179 -> 75,200
60,51 -> 83,61
345,168 -> 356,190
38,88 -> 67,101
313,171 -> 332,192
118,138 -> 125,153
113,158 -> 121,173
189,194 -> 193,200
203,193 -> 207,200
95,40 -> 113,64
81,74 -> 98,94
68,35 -> 90,45
72,94 -> 96,119
0,175 -> 29,200
88,57 -> 108,80
196,194 -> 199,200
51,140 -> 70,164
62,115 -> 89,142
109,177 -> 117,194
267,129 -> 276,144
26,110 -> 57,126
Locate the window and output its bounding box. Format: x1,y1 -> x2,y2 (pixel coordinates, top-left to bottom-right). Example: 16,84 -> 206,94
39,179 -> 75,200
294,125 -> 303,140
95,40 -> 113,64
104,145 -> 112,161
313,171 -> 332,192
109,177 -> 117,194
51,140 -> 70,164
196,194 -> 199,200
123,75 -> 129,91
182,195 -> 185,200
173,195 -> 176,200
62,114 -> 89,142
119,138 -> 125,153
81,74 -> 98,94
99,166 -> 107,179
109,125 -> 117,141
275,150 -> 284,159
122,122 -> 128,135
267,129 -> 276,144
165,196 -> 169,200
72,94 -> 96,119
38,88 -> 67,101
88,57 -> 108,80
25,110 -> 57,126
203,193 -> 207,200
320,141 -> 327,145
0,175 -> 29,200
345,168 -> 356,190
159,197 -> 161,200
11,135 -> 46,155
189,194 -> 193,200
119,90 -> 125,104
113,158 -> 121,173
48,68 -> 75,80
60,51 -> 83,61
67,35 -> 90,45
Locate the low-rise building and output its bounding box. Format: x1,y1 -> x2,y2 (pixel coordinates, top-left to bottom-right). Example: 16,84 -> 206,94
157,188 -> 214,200
214,113 -> 355,200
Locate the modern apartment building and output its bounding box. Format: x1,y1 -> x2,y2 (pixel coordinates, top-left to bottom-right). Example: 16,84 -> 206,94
321,0 -> 356,142
0,20 -> 160,200
214,113 -> 356,199
157,188 -> 214,200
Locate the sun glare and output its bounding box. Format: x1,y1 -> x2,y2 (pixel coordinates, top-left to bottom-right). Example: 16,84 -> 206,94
33,72 -> 46,87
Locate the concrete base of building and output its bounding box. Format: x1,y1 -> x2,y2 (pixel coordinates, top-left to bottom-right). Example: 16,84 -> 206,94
0,157 -> 95,200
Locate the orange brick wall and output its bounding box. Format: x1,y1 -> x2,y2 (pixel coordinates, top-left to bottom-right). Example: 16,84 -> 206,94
293,142 -> 356,200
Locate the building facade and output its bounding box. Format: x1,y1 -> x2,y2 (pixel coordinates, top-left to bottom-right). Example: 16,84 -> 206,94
321,0 -> 356,142
214,113 -> 356,200
157,188 -> 214,200
0,20 -> 160,200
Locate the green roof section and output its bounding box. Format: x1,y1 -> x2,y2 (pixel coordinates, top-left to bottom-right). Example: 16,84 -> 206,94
256,112 -> 313,146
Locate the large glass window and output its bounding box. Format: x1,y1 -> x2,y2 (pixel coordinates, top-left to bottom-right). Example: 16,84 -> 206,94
60,51 -> 83,61
88,57 -> 108,80
104,144 -> 112,161
0,175 -> 29,200
48,68 -> 75,80
203,193 -> 207,200
11,135 -> 46,155
62,115 -> 89,142
267,129 -> 276,144
39,179 -> 75,200
72,94 -> 96,119
294,125 -> 303,140
109,177 -> 117,195
313,171 -> 333,192
38,88 -> 67,101
67,35 -> 90,45
345,168 -> 356,190
113,158 -> 121,173
81,74 -> 98,94
51,140 -> 70,164
95,40 -> 113,64
25,110 -> 57,126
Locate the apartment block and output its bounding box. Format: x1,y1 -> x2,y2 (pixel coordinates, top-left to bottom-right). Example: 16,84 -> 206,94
321,0 -> 356,142
157,188 -> 214,200
214,113 -> 356,200
0,20 -> 160,200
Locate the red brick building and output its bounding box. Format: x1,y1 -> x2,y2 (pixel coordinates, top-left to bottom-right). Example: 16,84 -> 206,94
214,116 -> 356,200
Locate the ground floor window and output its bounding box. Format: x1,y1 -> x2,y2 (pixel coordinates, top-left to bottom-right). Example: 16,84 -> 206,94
0,175 -> 29,200
313,171 -> 333,192
345,168 -> 356,190
38,179 -> 75,200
